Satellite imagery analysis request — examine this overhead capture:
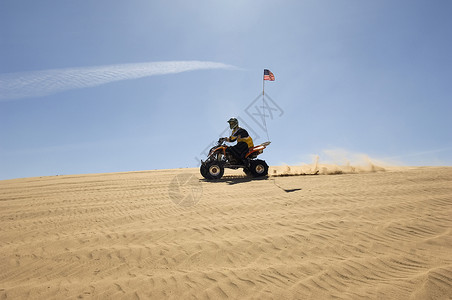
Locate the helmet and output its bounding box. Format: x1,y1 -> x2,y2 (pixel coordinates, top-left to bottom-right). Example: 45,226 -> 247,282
227,117 -> 238,130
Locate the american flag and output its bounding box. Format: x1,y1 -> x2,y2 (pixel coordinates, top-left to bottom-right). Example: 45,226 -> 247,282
263,69 -> 275,81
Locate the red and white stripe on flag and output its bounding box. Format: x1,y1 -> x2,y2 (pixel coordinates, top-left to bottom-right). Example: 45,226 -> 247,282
264,69 -> 275,81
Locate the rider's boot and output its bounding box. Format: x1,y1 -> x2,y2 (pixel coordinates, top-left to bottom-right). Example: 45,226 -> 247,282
242,158 -> 250,167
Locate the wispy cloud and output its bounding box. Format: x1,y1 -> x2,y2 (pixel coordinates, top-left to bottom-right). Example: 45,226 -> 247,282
0,60 -> 238,100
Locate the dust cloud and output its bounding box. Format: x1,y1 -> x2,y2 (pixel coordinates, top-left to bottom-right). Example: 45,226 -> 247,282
272,149 -> 387,176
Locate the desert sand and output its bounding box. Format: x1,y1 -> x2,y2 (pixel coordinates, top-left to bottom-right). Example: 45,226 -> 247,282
1,166 -> 451,299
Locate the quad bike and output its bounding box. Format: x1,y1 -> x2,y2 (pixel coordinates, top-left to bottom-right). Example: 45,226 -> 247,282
200,139 -> 271,180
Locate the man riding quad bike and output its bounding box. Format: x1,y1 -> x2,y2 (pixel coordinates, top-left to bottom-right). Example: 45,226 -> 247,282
200,118 -> 270,180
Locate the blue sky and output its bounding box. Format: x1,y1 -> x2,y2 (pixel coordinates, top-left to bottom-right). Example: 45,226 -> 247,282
1,0 -> 451,180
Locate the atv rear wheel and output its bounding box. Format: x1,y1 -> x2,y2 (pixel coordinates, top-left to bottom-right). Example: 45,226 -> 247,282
250,159 -> 268,177
203,162 -> 224,180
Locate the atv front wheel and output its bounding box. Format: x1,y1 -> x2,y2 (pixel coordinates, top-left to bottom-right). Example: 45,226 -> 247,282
250,159 -> 268,177
200,164 -> 209,179
202,162 -> 224,180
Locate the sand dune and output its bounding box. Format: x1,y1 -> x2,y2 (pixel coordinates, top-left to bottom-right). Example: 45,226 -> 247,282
1,167 -> 451,299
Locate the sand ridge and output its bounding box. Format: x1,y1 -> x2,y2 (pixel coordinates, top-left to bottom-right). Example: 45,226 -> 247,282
1,167 -> 452,299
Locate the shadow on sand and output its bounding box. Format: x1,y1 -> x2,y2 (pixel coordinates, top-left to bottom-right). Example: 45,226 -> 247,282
201,175 -> 303,193
201,175 -> 268,185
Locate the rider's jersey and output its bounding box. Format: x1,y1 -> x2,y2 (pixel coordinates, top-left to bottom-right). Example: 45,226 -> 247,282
228,127 -> 254,148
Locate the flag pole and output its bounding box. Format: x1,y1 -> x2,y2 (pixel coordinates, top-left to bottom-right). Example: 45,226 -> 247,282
262,70 -> 269,141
